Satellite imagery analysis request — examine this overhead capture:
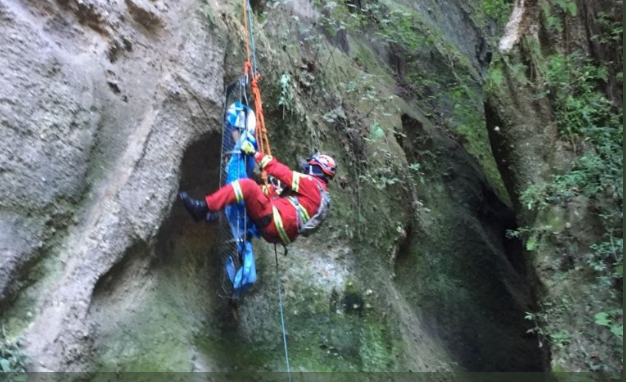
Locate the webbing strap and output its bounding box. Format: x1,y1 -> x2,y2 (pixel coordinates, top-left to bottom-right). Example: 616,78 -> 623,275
286,196 -> 310,230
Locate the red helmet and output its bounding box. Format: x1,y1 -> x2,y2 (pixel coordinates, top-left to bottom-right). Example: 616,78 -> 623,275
308,153 -> 337,179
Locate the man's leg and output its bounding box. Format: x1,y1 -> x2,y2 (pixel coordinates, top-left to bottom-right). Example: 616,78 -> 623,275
180,179 -> 272,222
205,179 -> 272,222
179,191 -> 211,222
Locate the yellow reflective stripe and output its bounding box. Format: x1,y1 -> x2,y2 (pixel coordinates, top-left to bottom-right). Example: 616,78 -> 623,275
262,184 -> 270,196
259,155 -> 273,169
291,173 -> 301,192
232,181 -> 244,203
272,206 -> 291,244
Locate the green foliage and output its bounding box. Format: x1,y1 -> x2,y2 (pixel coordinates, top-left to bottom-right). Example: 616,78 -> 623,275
314,0 -> 368,37
488,66 -> 504,88
515,13 -> 623,368
593,310 -> 623,340
322,106 -> 347,124
520,183 -> 548,211
277,73 -> 294,117
541,2 -> 563,32
473,0 -> 512,29
585,229 -> 623,294
359,168 -> 400,190
357,121 -> 407,192
507,226 -> 549,252
376,9 -> 429,51
369,122 -> 385,139
521,53 -> 623,209
450,81 -> 483,139
408,162 -> 425,184
544,53 -> 610,134
541,0 -> 577,32
509,62 -> 529,85
553,0 -> 577,17
550,330 -> 571,349
524,300 -> 572,350
525,233 -> 539,251
594,12 -> 623,46
0,328 -> 27,380
480,0 -> 511,19
514,49 -> 622,366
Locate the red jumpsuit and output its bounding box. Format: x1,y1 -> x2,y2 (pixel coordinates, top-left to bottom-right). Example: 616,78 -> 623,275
205,152 -> 327,244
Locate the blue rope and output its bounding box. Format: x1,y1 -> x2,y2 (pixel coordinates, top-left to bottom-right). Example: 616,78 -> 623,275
246,0 -> 259,76
244,5 -> 288,377
274,245 -> 292,381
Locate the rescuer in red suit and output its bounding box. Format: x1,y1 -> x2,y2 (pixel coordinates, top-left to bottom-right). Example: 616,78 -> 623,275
179,141 -> 336,245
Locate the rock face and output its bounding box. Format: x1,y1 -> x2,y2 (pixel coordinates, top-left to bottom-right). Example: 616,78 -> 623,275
485,0 -> 623,373
1,0 -> 545,374
1,0 -> 225,371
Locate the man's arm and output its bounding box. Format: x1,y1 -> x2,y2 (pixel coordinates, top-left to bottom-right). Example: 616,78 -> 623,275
254,152 -> 305,192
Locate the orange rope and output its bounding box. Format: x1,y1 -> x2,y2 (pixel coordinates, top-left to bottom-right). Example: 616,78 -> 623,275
242,0 -> 271,183
252,71 -> 271,184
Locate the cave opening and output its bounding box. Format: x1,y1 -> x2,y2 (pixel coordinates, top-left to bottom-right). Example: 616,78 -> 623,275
152,130 -> 226,313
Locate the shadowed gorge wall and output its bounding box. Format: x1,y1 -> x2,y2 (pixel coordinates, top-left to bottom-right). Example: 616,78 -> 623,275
393,114 -> 544,371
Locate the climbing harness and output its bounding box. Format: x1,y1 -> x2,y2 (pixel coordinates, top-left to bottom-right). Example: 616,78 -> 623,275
286,179 -> 332,237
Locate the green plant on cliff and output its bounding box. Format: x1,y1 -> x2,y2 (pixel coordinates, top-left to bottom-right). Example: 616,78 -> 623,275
359,122 -> 402,191
526,53 -> 623,278
594,311 -> 623,340
594,12 -> 623,46
450,81 -> 483,140
0,328 -> 27,379
586,226 -> 623,292
541,0 -> 578,32
515,23 -> 623,368
315,0 -> 368,37
472,0 -> 512,29
521,53 -> 623,207
277,73 -> 294,118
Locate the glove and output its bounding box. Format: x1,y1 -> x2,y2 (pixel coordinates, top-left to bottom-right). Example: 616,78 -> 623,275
241,140 -> 256,155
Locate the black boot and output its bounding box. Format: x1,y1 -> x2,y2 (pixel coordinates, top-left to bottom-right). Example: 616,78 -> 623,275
179,192 -> 209,222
